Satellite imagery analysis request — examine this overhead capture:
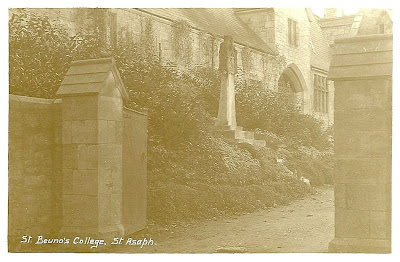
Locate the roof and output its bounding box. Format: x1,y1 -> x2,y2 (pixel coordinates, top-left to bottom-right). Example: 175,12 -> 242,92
306,9 -> 332,71
317,15 -> 356,28
386,9 -> 393,21
329,34 -> 392,80
137,8 -> 275,54
356,9 -> 392,35
57,57 -> 129,99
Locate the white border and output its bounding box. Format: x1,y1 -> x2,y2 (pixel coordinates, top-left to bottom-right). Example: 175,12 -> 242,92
1,1 -> 399,262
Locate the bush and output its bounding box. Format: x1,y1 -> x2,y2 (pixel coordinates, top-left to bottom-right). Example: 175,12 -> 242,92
9,10 -> 73,98
113,43 -> 216,151
9,9 -> 111,98
235,78 -> 332,150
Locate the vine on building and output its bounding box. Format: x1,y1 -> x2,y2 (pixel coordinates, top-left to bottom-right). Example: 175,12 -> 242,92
262,52 -> 287,90
172,20 -> 193,67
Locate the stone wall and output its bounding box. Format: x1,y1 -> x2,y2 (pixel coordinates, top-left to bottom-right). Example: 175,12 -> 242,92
356,9 -> 393,35
8,58 -> 148,251
8,95 -> 63,239
237,8 -> 314,114
319,16 -> 355,45
235,9 -> 275,46
113,9 -> 271,85
122,108 -> 148,235
274,8 -> 312,114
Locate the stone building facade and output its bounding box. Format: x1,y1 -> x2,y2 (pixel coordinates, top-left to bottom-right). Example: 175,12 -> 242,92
11,8 -> 393,128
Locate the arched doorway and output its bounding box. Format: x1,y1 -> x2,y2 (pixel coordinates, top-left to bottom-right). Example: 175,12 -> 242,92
277,63 -> 307,112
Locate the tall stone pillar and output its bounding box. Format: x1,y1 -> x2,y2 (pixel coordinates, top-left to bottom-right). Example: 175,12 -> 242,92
215,35 -> 237,130
328,34 -> 392,253
56,57 -> 129,237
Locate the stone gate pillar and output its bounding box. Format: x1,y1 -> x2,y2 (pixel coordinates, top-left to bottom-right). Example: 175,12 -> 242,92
328,34 -> 392,253
56,57 -> 129,237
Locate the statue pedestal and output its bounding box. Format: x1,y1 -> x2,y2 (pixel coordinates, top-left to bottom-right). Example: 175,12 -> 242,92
215,73 -> 236,129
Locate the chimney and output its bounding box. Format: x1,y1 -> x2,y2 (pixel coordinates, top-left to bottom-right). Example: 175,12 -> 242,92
324,8 -> 338,18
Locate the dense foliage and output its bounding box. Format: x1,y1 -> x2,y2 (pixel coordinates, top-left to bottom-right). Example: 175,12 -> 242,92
9,10 -> 110,98
9,10 -> 333,225
9,11 -> 73,98
235,79 -> 333,150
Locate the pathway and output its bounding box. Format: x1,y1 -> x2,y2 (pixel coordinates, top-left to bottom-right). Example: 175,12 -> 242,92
114,185 -> 334,253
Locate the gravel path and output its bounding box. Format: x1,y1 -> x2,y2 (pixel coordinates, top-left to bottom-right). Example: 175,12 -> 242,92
114,185 -> 334,253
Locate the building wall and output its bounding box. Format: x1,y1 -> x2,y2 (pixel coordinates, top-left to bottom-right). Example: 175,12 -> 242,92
113,9 -> 272,85
274,8 -> 312,114
8,95 -> 63,240
319,16 -> 355,45
235,9 -> 275,46
356,9 -> 393,35
236,8 -> 316,114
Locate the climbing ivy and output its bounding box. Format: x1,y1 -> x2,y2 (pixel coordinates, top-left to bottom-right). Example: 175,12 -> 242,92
262,52 -> 287,90
172,20 -> 192,67
240,46 -> 252,75
140,17 -> 156,56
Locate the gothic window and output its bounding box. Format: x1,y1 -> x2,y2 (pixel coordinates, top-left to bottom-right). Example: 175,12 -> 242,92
314,74 -> 329,113
288,18 -> 299,47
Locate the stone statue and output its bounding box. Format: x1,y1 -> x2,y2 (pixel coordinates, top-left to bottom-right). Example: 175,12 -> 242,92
219,35 -> 237,75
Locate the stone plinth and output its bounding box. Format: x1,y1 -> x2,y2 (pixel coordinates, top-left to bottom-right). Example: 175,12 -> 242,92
328,34 -> 392,253
216,73 -> 237,128
57,57 -> 129,237
212,125 -> 267,148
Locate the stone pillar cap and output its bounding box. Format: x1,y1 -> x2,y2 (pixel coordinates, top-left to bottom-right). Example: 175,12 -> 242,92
329,34 -> 392,80
57,57 -> 129,100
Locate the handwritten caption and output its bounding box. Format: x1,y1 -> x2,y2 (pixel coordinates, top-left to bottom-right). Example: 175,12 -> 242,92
21,235 -> 156,249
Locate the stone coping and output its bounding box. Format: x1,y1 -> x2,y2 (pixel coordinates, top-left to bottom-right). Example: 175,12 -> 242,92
9,94 -> 59,104
334,33 -> 393,44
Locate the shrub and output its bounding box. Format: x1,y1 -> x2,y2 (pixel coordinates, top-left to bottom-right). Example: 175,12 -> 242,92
9,9 -> 111,98
113,42 -> 215,151
9,10 -> 73,98
235,78 -> 332,150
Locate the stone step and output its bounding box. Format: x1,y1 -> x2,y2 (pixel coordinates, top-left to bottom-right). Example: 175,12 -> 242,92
252,139 -> 267,147
241,130 -> 255,140
213,126 -> 246,139
235,138 -> 266,147
211,125 -> 243,132
214,129 -> 242,139
235,138 -> 254,144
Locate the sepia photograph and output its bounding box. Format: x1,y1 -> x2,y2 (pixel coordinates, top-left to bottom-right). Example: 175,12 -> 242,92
4,0 -> 398,259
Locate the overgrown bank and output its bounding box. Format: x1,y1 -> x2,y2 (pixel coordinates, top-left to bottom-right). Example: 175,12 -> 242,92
9,10 -> 334,226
